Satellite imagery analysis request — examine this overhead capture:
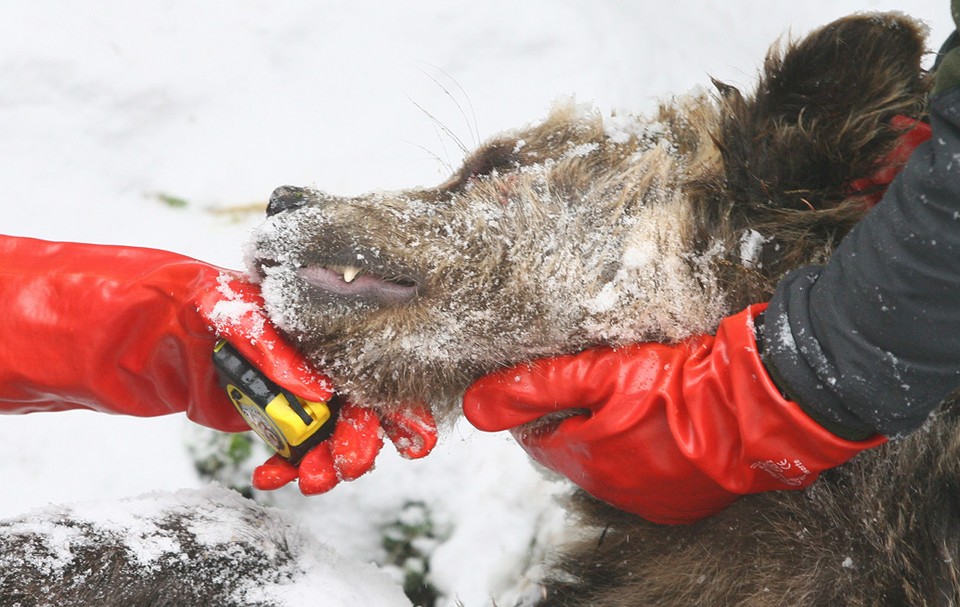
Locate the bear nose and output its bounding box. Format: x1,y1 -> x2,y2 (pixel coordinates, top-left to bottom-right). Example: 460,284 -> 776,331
267,185 -> 309,216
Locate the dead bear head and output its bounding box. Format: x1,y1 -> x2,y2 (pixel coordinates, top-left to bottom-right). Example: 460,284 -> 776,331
249,13 -> 928,422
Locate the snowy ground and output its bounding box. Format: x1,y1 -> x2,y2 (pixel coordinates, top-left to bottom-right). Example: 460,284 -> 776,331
0,2 -> 950,606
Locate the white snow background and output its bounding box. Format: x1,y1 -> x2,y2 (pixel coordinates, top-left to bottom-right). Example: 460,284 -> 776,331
0,2 -> 951,606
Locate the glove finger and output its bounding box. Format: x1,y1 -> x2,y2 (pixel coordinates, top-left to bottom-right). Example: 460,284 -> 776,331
381,403 -> 438,460
330,403 -> 385,481
253,343 -> 334,404
462,351 -> 610,432
252,454 -> 300,491
508,426 -> 557,469
464,343 -> 682,432
195,273 -> 266,343
297,442 -> 341,495
197,277 -> 334,403
237,303 -> 334,402
508,411 -> 591,456
463,367 -> 552,432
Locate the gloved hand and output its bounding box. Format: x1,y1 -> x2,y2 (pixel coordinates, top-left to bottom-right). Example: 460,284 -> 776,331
0,235 -> 437,493
463,305 -> 885,524
194,275 -> 439,494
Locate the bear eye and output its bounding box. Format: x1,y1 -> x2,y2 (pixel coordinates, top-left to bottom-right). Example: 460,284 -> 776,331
442,139 -> 519,191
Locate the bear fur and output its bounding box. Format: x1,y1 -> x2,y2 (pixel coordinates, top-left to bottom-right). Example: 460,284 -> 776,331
251,13 -> 960,606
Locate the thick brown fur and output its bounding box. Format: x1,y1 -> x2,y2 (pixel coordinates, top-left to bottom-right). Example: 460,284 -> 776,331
249,13 -> 959,606
696,13 -> 930,309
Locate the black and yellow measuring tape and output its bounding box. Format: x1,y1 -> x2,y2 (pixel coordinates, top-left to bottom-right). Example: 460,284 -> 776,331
212,340 -> 337,464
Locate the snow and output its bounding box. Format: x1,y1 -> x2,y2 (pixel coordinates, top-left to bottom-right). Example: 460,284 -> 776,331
740,229 -> 769,269
208,273 -> 268,342
0,1 -> 951,606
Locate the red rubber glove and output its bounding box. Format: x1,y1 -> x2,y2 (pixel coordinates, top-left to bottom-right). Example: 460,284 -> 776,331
0,235 -> 253,430
463,304 -> 886,525
0,235 -> 437,493
194,274 -> 438,493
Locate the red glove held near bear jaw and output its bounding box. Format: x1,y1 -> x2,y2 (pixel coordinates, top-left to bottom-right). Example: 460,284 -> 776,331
195,275 -> 334,405
463,304 -> 885,525
0,235 -> 437,495
198,277 -> 439,495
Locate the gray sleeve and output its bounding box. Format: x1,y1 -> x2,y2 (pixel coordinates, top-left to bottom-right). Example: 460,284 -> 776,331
761,87 -> 960,439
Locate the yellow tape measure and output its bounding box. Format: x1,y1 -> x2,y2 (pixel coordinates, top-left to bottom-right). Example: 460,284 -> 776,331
212,340 -> 336,464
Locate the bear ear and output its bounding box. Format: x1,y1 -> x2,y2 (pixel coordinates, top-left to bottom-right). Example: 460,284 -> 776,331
715,13 -> 930,214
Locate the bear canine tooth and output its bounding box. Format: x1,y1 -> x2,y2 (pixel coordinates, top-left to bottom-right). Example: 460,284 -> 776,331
343,266 -> 361,283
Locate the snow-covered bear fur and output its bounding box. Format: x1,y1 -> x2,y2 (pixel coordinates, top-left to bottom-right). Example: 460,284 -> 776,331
0,486 -> 408,607
251,13 -> 960,606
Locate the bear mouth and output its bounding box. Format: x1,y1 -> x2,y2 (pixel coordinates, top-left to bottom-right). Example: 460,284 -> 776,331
296,264 -> 420,303
257,257 -> 421,305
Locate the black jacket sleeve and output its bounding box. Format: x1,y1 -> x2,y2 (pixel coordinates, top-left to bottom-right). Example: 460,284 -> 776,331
761,87 -> 960,440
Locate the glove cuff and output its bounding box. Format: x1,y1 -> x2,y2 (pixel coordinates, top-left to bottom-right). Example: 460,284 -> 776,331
0,236 -> 246,431
685,304 -> 886,495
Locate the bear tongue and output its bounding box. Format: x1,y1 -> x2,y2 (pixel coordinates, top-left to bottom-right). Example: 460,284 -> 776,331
296,265 -> 418,303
